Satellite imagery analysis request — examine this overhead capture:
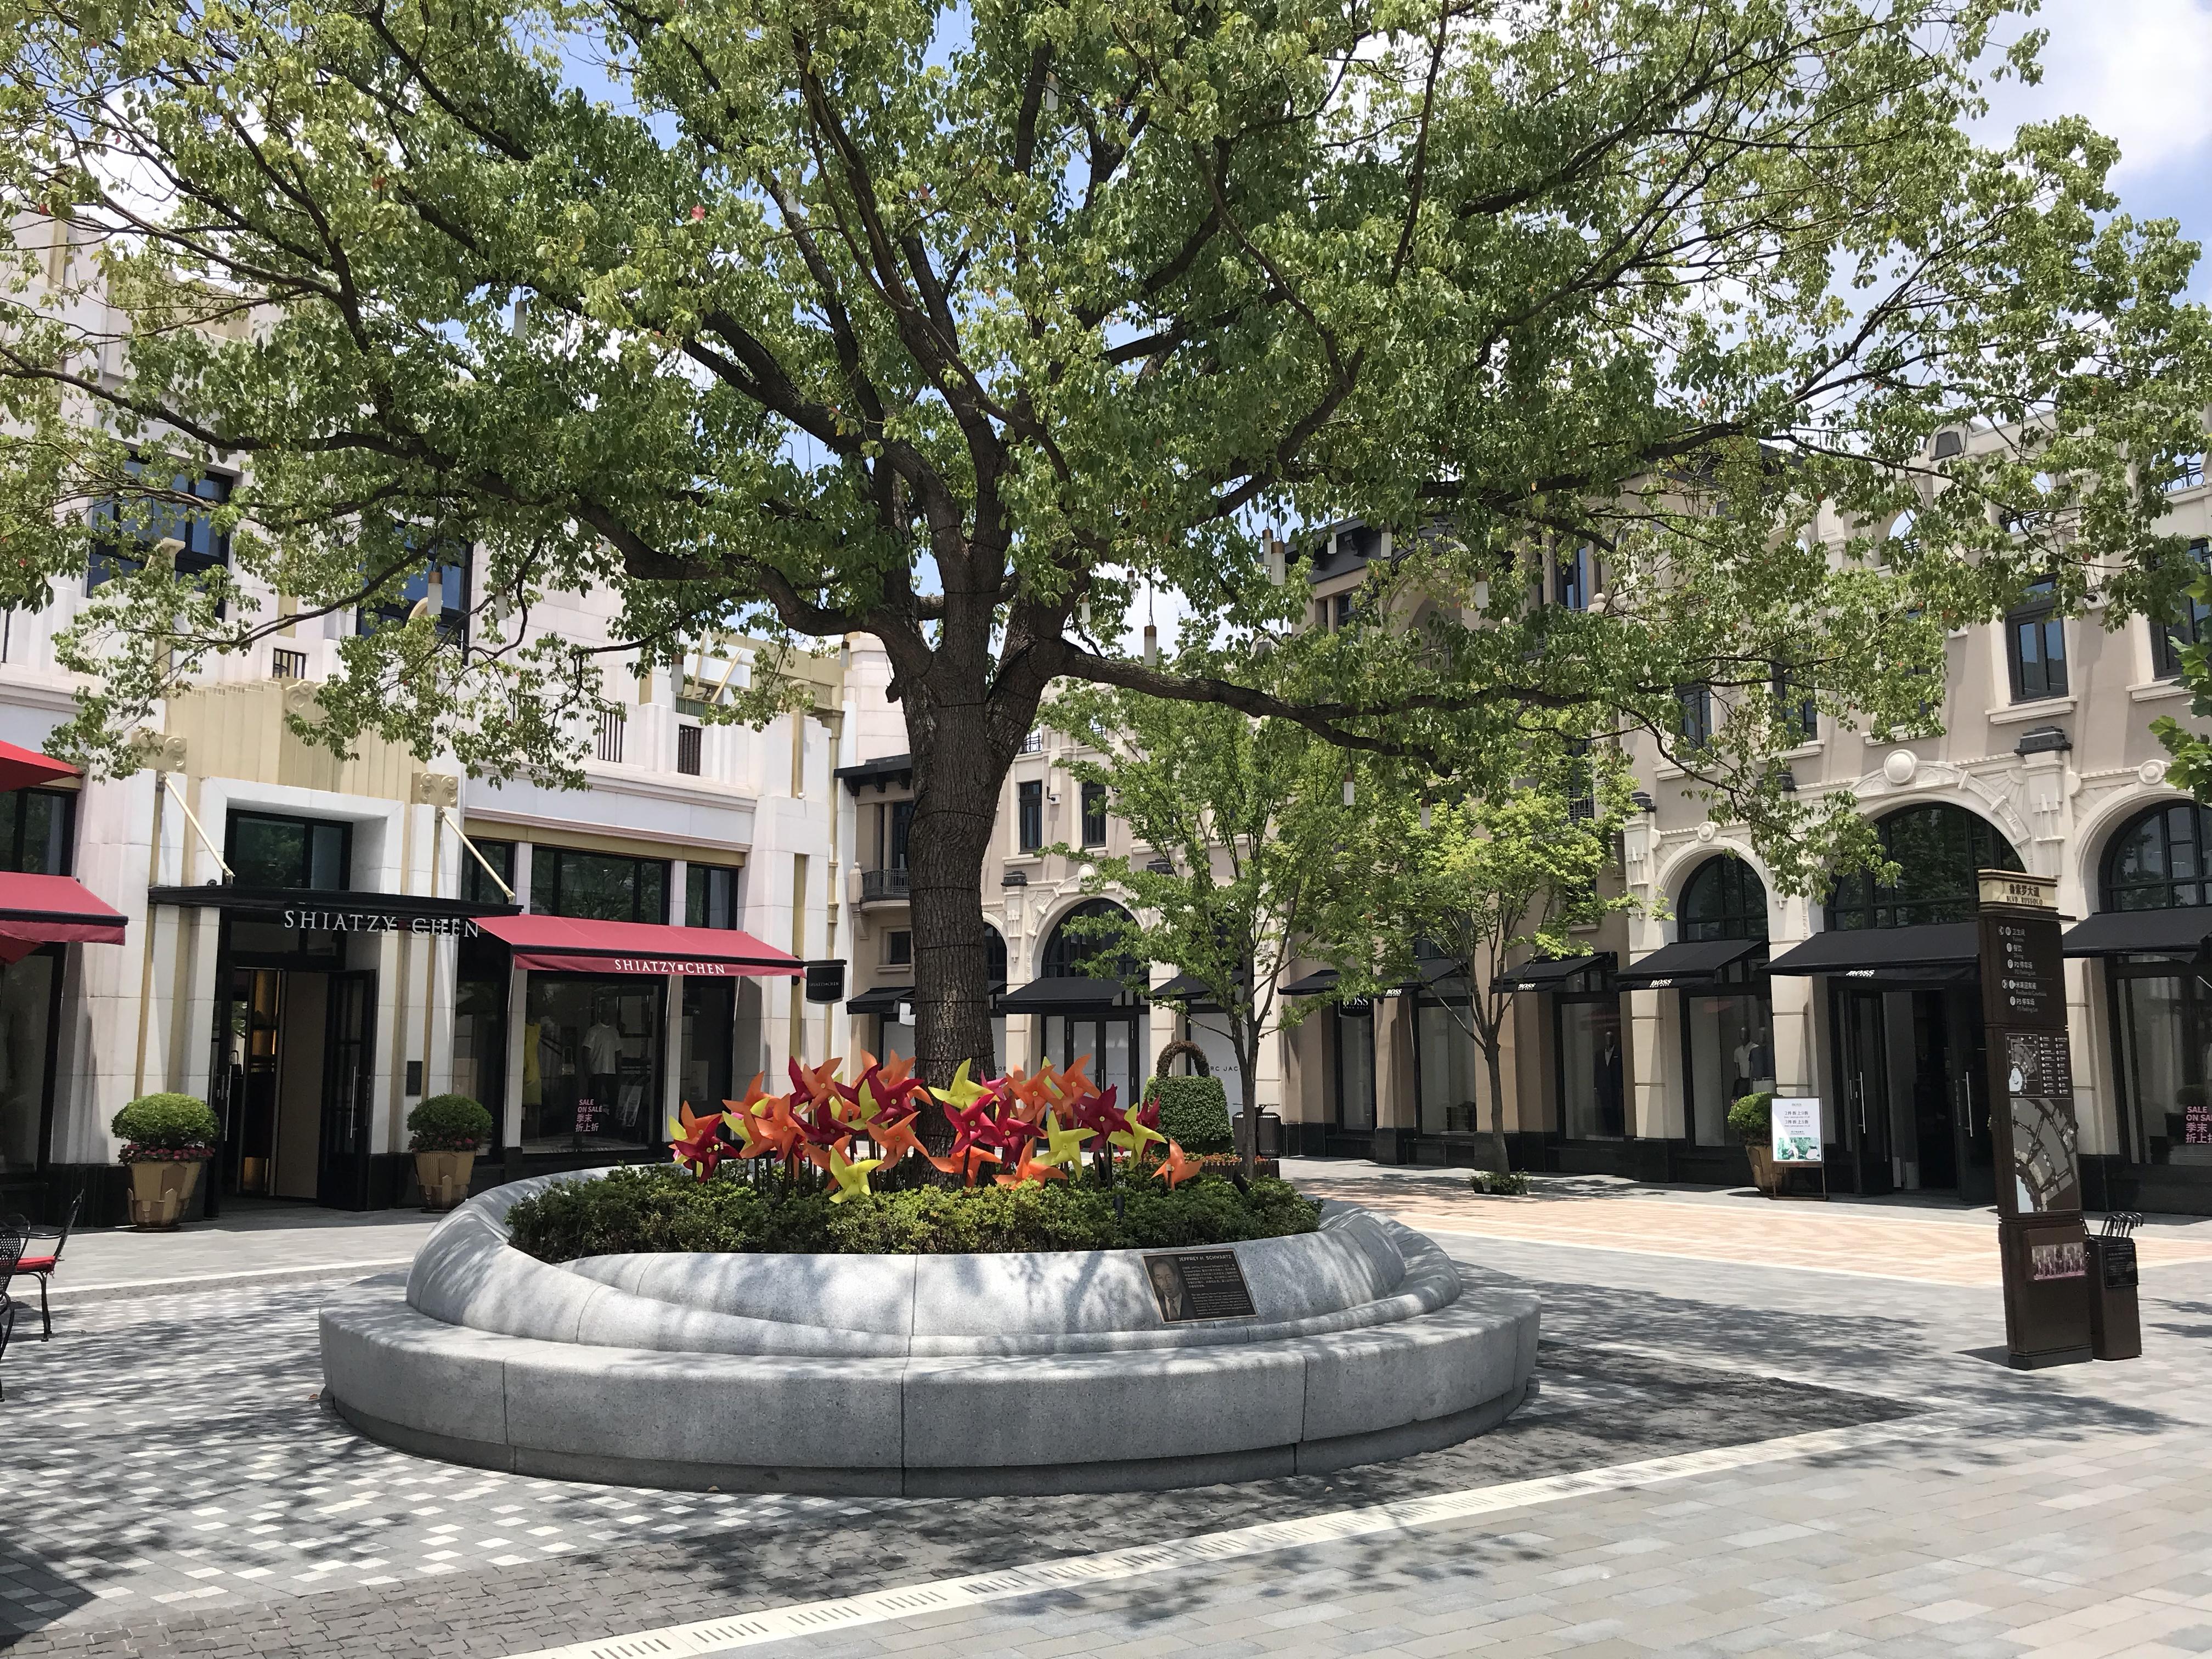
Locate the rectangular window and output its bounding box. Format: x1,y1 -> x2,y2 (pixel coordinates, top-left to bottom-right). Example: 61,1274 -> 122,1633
596,708 -> 626,764
1331,593 -> 1353,631
1019,729 -> 1043,755
225,811 -> 350,890
888,800 -> 914,871
2007,578 -> 2068,701
675,724 -> 703,776
530,847 -> 669,923
356,540 -> 469,644
887,929 -> 912,968
88,461 -> 232,591
1676,685 -> 1714,748
271,647 -> 308,680
521,974 -> 664,1152
459,837 -> 516,906
1556,994 -> 1625,1139
1081,781 -> 1108,848
0,789 -> 76,876
686,864 -> 739,930
1018,780 -> 1043,853
1557,544 -> 1595,612
2152,540 -> 2212,679
1770,668 -> 1818,745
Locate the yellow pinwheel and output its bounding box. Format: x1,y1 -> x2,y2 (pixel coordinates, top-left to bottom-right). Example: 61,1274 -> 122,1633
824,1147 -> 882,1204
1107,1104 -> 1165,1164
1037,1121 -> 1093,1173
930,1058 -> 995,1113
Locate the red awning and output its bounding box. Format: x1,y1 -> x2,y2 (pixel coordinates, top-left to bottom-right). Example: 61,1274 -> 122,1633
477,913 -> 802,978
0,740 -> 80,794
0,872 -> 126,963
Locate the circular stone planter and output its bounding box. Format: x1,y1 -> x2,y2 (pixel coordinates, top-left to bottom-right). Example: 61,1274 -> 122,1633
319,1171 -> 1538,1497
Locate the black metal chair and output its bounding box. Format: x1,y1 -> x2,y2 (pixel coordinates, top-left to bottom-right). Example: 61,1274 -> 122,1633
15,1189 -> 81,1340
0,1214 -> 26,1403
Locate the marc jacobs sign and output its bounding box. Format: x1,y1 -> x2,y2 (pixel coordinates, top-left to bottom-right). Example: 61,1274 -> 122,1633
281,907 -> 482,937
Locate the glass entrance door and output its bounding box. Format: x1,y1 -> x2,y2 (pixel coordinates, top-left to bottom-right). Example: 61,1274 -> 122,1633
1835,985 -> 1895,1195
318,971 -> 376,1208
1040,1012 -> 1140,1102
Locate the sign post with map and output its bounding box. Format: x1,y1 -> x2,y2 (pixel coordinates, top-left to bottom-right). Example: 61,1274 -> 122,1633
1978,870 -> 2092,1369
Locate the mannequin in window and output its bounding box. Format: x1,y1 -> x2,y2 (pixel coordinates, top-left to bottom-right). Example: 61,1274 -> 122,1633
1597,1029 -> 1624,1136
583,998 -> 623,1134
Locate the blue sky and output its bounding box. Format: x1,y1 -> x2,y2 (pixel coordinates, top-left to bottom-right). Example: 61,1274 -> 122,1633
1984,0 -> 2212,297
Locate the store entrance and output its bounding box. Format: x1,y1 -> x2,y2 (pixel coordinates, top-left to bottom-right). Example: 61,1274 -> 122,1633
1831,983 -> 1991,1201
215,965 -> 377,1207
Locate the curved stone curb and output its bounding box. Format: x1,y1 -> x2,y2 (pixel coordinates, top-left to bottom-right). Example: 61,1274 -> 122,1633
324,1170 -> 1538,1496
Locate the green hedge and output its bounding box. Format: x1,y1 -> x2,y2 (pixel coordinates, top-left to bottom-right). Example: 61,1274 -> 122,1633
408,1093 -> 494,1150
504,1165 -> 1320,1262
111,1092 -> 220,1152
1143,1074 -> 1233,1153
1726,1091 -> 1774,1144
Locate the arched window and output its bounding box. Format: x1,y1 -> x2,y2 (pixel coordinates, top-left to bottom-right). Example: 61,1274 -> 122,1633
2102,800 -> 2212,912
1041,900 -> 1140,981
1679,857 -> 1769,942
1827,804 -> 2022,930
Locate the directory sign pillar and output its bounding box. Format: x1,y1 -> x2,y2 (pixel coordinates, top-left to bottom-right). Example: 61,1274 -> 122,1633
1977,870 -> 2092,1369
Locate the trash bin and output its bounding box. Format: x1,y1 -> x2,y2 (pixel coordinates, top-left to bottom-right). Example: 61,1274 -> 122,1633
2085,1214 -> 2143,1363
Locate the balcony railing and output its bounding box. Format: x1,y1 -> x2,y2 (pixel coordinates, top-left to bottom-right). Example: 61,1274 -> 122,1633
859,867 -> 910,904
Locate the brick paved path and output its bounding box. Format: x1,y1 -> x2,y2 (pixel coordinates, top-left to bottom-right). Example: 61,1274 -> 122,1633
4,1181 -> 2210,1658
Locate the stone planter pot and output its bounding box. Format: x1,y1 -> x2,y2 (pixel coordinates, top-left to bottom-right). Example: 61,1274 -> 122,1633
414,1149 -> 478,1212
1745,1142 -> 1775,1195
127,1158 -> 206,1229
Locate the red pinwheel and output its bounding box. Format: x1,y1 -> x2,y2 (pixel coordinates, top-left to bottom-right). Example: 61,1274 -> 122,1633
667,1102 -> 726,1180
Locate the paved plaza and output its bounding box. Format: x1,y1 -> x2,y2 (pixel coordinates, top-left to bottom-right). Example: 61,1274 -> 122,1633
4,1174 -> 2211,1658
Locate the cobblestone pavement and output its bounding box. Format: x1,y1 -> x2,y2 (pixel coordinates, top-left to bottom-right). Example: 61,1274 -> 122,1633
3,1191 -> 2210,1657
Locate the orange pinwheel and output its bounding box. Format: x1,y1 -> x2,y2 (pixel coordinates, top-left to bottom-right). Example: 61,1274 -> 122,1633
1155,1139 -> 1201,1189
867,1111 -> 927,1170
928,1145 -> 1001,1184
667,1102 -> 725,1178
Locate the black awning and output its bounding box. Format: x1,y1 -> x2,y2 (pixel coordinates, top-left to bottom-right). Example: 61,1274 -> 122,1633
996,975 -> 1137,1013
1765,922 -> 1979,988
1398,957 -> 1467,992
1617,938 -> 1764,991
1494,953 -> 1611,992
1151,973 -> 1213,1003
833,754 -> 913,793
1281,967 -> 1342,996
2063,905 -> 2212,958
848,983 -> 913,1015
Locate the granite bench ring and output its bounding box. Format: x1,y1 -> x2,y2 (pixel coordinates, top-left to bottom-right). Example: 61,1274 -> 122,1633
319,1169 -> 1539,1497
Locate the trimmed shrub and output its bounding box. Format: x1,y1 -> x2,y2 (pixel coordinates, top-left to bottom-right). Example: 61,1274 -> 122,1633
1726,1091 -> 1774,1145
504,1165 -> 1321,1262
1143,1074 -> 1233,1153
1468,1169 -> 1531,1196
112,1092 -> 220,1160
408,1093 -> 495,1152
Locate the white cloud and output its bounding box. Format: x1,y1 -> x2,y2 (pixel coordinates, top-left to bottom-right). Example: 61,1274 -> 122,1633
1984,0 -> 2212,177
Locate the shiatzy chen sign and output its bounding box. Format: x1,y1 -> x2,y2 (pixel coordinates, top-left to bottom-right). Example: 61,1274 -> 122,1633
282,907 -> 481,937
1143,1250 -> 1258,1323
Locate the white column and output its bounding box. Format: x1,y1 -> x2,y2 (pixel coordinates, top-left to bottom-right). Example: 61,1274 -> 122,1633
663,972 -> 685,1124
503,963 -> 528,1148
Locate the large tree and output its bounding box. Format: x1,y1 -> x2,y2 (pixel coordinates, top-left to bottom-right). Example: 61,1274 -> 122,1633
0,0 -> 2204,1083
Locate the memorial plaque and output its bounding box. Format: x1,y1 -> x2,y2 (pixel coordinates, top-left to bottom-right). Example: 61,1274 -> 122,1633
1144,1250 -> 1257,1323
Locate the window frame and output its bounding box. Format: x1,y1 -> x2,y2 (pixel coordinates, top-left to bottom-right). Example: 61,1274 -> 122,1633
224,810 -> 352,891
2005,577 -> 2069,702
1080,780 -> 1108,848
1017,780 -> 1043,853
2151,539 -> 2212,680
88,460 -> 234,593
2101,800 -> 2212,912
686,863 -> 740,930
460,838 -> 516,906
529,846 -> 670,924
0,788 -> 77,877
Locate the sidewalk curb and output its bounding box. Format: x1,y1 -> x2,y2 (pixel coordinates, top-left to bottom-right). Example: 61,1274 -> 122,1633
46,1259 -> 414,1305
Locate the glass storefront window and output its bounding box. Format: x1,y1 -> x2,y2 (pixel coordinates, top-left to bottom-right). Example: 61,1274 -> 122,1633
682,979 -> 735,1111
227,811 -> 351,890
522,975 -> 663,1151
1557,995 -> 1626,1138
1684,991 -> 1774,1144
1334,1004 -> 1376,1131
1416,1002 -> 1480,1134
0,951 -> 59,1173
1041,1013 -> 1135,1100
2112,964 -> 2212,1166
0,789 -> 76,875
451,976 -> 507,1144
531,848 -> 668,923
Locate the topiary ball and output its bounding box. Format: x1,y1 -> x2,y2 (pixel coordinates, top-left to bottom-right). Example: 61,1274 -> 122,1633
112,1092 -> 221,1160
408,1093 -> 495,1152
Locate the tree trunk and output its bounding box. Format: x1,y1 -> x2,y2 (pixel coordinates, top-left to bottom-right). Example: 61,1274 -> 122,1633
904,707 -> 1010,1091
1481,1032 -> 1510,1176
1235,1021 -> 1261,1178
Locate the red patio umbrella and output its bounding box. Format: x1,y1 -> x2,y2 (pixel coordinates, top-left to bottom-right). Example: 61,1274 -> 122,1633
0,738 -> 80,793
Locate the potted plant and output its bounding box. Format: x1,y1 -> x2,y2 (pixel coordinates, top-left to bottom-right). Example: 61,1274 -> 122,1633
113,1093 -> 221,1228
409,1094 -> 494,1211
1729,1091 -> 1775,1195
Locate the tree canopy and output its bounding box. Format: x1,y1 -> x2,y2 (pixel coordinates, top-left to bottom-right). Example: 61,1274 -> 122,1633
1,0 -> 2205,1076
